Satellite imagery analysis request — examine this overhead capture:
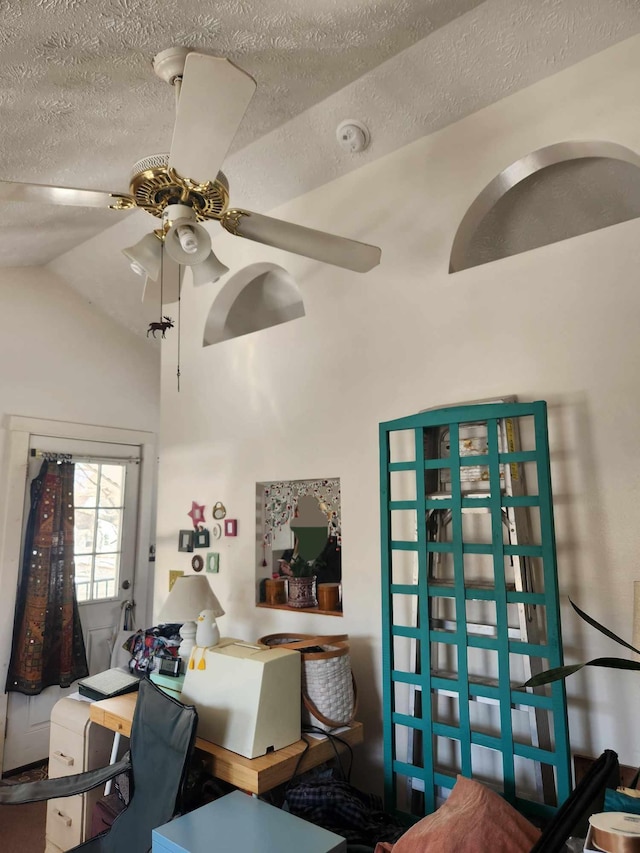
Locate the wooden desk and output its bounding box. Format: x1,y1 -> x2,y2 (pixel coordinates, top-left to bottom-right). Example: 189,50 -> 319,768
89,692 -> 363,795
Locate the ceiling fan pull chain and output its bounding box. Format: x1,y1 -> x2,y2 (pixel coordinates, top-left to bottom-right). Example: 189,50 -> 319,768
176,267 -> 182,393
159,246 -> 164,318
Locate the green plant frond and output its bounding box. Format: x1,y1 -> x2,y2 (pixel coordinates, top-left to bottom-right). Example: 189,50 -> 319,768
523,663 -> 585,687
523,601 -> 640,688
570,599 -> 640,656
587,656 -> 640,671
289,554 -> 314,577
523,656 -> 640,687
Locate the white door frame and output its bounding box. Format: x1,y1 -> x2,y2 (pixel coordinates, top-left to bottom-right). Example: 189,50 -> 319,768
0,415 -> 157,771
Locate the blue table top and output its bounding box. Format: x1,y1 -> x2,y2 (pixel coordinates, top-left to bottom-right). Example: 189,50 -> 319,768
152,790 -> 346,853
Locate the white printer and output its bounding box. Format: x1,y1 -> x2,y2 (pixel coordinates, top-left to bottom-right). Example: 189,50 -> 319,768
180,638 -> 301,758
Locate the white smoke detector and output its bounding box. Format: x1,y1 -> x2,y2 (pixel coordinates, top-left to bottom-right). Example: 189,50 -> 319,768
336,120 -> 370,153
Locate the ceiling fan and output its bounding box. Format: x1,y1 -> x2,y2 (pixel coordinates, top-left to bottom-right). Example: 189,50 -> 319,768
0,47 -> 381,304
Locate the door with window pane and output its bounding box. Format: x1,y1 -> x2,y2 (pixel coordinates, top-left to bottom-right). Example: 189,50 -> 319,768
34,437 -> 140,675
3,436 -> 140,772
74,461 -> 129,604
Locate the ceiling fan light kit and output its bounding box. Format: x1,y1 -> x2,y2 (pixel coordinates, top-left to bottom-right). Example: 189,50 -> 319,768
122,231 -> 164,280
0,47 -> 381,308
163,204 -> 212,265
191,251 -> 230,287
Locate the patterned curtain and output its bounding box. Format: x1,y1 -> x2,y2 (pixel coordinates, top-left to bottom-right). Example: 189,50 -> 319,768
5,460 -> 88,695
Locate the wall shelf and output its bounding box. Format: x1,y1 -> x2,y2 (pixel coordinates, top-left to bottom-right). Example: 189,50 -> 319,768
256,602 -> 343,617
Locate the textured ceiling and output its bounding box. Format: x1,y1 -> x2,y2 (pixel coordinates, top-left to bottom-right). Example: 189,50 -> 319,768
0,0 -> 483,265
2,0 -> 640,338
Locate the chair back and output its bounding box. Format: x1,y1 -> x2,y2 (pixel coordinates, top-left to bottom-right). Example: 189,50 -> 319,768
102,677 -> 198,853
530,749 -> 620,853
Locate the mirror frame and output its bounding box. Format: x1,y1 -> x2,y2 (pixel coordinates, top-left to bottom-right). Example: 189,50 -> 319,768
256,477 -> 341,614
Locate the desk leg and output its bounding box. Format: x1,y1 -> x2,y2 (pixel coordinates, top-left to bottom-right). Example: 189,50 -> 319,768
104,731 -> 121,796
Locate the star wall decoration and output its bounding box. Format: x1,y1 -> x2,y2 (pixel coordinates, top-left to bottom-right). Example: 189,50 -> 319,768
187,501 -> 205,528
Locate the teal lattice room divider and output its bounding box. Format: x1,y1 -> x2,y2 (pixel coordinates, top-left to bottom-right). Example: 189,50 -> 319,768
379,400 -> 570,822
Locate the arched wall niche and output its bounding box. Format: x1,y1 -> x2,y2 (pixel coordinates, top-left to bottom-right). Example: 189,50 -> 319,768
202,262 -> 304,346
449,141 -> 640,273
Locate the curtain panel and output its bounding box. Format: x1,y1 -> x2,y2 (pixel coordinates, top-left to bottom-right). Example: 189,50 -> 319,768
6,460 -> 88,695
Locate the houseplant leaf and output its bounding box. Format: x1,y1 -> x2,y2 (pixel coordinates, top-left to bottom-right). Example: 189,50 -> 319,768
569,598 -> 640,656
289,554 -> 314,577
525,657 -> 640,687
523,598 -> 640,687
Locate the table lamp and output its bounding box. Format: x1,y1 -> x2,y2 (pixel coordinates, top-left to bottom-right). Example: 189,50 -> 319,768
158,575 -> 225,668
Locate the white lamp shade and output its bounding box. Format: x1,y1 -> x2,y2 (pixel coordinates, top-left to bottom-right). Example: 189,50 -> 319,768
158,575 -> 224,623
122,232 -> 163,280
191,249 -> 229,286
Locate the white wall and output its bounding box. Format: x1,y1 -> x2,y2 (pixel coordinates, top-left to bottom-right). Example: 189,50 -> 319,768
0,265 -> 160,760
0,265 -> 160,429
155,35 -> 640,795
0,262 -> 160,568
0,264 -> 160,465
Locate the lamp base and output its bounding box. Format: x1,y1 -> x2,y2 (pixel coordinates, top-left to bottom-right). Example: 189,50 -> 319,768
178,619 -> 197,670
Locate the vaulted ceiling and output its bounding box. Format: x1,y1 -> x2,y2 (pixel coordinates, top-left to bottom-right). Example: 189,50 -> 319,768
0,0 -> 487,267
1,0 -> 639,336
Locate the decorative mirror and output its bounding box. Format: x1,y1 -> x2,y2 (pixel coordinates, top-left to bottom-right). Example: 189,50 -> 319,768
256,478 -> 342,614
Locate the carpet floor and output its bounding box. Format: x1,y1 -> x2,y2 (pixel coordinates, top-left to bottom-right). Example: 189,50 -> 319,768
0,800 -> 47,853
0,762 -> 48,853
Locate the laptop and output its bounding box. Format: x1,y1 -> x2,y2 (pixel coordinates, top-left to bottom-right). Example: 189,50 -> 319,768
78,667 -> 141,701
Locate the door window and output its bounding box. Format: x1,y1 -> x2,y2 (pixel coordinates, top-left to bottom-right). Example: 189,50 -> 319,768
74,462 -> 127,602
24,435 -> 140,615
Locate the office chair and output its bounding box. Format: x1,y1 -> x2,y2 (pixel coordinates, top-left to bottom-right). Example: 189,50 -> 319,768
0,677 -> 198,852
530,749 -> 620,853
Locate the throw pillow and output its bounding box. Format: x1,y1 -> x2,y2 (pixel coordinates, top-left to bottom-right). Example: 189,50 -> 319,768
374,774 -> 541,853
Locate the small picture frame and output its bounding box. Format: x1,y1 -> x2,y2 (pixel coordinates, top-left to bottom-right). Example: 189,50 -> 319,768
206,552 -> 220,574
224,519 -> 237,537
194,526 -> 210,548
178,529 -> 194,552
212,501 -> 227,520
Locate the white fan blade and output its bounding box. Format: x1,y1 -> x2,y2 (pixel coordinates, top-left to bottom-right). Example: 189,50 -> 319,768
0,179 -> 134,209
142,251 -> 182,306
221,210 -> 381,273
168,54 -> 256,185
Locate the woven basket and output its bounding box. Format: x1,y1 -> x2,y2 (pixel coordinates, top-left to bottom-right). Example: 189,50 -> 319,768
257,633 -> 357,732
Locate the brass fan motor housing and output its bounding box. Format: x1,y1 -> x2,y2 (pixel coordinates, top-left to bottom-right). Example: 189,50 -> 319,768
129,154 -> 229,221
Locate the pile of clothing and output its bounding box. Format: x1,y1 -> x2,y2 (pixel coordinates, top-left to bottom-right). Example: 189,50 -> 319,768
285,772 -> 404,851
122,624 -> 181,673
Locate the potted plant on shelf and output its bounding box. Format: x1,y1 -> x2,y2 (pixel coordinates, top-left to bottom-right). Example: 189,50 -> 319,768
286,555 -> 325,608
